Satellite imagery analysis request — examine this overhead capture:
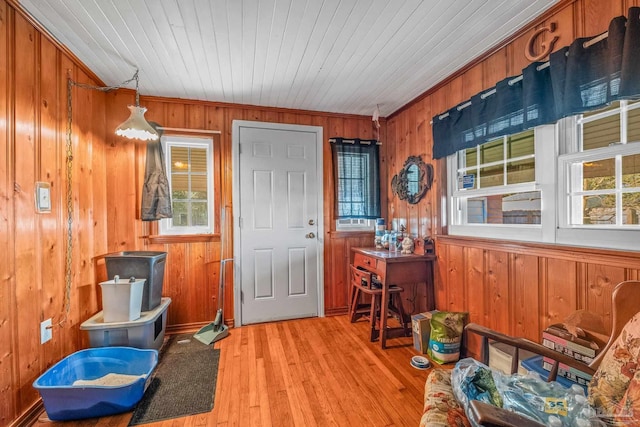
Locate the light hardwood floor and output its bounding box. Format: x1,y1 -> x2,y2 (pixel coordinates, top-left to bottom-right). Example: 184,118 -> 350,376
35,315 -> 430,427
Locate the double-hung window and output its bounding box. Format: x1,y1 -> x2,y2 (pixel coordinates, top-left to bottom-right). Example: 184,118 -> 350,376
557,101 -> 640,249
448,127 -> 556,242
447,102 -> 640,250
160,135 -> 215,235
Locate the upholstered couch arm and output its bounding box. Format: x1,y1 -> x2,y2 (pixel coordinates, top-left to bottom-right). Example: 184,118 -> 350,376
420,369 -> 548,427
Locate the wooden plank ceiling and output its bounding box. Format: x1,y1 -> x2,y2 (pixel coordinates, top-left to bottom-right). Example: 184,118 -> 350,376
19,0 -> 557,117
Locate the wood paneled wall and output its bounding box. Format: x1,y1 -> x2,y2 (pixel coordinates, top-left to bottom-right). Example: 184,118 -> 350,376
4,0 -> 640,425
2,1 -> 381,423
102,91 -> 384,329
434,237 -> 640,357
1,1 -> 108,424
385,0 -> 640,357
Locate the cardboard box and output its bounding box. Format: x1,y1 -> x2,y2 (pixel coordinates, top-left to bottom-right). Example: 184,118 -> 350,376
412,310 -> 438,353
542,324 -> 599,364
488,341 -> 535,375
541,357 -> 593,387
521,356 -> 588,393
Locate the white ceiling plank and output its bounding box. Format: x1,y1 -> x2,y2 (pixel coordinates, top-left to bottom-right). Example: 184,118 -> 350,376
301,0 -> 422,113
238,0 -> 258,104
351,0 -> 495,114
286,0 -> 358,108
209,0 -> 235,103
194,0 -> 227,100
123,0 -> 188,97
84,0 -> 164,95
177,0 -> 219,101
319,0 -> 455,115
325,0 -> 428,114
225,0 -> 246,103
160,0 -> 205,96
256,0 -> 294,106
19,0 -> 559,116
250,0 -> 276,103
294,1 -> 366,109
270,0 -> 324,108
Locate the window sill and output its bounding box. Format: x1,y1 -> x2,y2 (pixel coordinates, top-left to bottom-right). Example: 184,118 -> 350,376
329,230 -> 375,238
147,234 -> 220,244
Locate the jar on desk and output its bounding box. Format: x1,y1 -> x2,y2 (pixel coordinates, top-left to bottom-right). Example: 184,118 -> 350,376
388,231 -> 397,252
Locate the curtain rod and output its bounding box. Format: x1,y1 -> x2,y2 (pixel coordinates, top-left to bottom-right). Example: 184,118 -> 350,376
329,138 -> 382,145
158,126 -> 221,135
430,31 -> 609,125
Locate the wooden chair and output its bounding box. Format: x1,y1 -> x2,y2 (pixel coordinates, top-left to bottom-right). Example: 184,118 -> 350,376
348,265 -> 409,342
420,280 -> 640,427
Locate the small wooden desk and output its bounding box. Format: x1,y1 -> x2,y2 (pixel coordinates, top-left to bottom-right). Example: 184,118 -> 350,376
351,247 -> 436,349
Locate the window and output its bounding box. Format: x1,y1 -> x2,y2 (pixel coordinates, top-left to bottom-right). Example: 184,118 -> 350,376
455,130 -> 539,223
557,101 -> 640,249
160,136 -> 214,235
448,128 -> 555,242
331,139 -> 381,230
447,102 -> 640,251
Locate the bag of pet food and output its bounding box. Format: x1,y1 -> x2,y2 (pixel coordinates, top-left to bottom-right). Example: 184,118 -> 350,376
428,311 -> 467,364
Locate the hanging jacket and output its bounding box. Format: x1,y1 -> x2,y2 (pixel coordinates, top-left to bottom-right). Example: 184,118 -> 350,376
141,123 -> 173,221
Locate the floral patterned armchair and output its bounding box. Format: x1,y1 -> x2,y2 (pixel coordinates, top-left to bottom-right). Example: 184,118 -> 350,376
419,280 -> 640,427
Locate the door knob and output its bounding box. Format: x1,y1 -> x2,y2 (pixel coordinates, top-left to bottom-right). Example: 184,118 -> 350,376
306,232 -> 316,239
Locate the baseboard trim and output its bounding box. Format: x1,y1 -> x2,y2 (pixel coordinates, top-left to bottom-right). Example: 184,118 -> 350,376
11,400 -> 44,427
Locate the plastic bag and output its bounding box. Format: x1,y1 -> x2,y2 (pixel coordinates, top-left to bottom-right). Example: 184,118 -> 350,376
451,358 -> 601,426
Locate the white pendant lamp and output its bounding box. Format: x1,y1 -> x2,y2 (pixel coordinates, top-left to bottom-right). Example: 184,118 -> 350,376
115,70 -> 159,141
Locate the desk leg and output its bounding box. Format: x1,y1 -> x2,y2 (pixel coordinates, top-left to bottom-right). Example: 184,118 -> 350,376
380,282 -> 389,349
426,261 -> 435,311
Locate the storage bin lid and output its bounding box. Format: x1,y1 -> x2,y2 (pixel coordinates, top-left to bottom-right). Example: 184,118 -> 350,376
100,278 -> 146,286
80,297 -> 171,329
105,251 -> 167,259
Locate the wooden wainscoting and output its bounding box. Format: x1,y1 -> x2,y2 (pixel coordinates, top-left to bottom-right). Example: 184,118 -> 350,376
434,236 -> 640,358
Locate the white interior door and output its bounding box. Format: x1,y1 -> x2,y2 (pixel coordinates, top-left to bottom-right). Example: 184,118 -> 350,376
233,121 -> 323,325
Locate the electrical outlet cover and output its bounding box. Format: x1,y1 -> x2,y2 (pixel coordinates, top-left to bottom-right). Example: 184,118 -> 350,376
41,318 -> 52,344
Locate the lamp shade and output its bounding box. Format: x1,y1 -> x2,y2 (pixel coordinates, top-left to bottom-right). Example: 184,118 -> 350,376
115,105 -> 159,141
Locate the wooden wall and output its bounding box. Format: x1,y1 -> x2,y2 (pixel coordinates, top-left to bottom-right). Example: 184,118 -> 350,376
2,0 -> 380,424
4,0 -> 640,425
1,1 -> 108,424
385,0 -> 640,358
102,91 -> 383,329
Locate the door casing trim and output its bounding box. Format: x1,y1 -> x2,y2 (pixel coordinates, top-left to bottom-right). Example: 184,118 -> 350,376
231,120 -> 325,327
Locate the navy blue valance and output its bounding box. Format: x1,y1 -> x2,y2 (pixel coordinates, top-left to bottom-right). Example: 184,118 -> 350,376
433,7 -> 640,159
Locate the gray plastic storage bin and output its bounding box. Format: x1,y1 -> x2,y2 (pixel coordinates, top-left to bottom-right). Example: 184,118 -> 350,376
105,251 -> 167,311
80,298 -> 171,350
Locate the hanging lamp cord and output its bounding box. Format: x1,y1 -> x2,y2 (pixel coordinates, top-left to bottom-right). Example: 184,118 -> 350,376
59,69 -> 141,327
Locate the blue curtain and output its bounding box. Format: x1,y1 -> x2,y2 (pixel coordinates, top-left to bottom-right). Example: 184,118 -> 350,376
330,138 -> 381,219
433,7 -> 640,159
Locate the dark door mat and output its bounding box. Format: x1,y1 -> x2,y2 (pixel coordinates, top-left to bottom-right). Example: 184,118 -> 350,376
128,334 -> 221,425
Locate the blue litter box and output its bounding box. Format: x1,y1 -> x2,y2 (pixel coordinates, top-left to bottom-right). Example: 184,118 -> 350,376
33,346 -> 158,421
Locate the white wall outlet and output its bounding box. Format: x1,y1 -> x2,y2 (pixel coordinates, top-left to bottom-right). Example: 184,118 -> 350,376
41,318 -> 52,344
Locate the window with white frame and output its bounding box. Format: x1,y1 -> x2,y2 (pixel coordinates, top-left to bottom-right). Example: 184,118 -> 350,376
448,127 -> 556,242
160,136 -> 214,235
556,101 -> 640,249
447,103 -> 640,250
